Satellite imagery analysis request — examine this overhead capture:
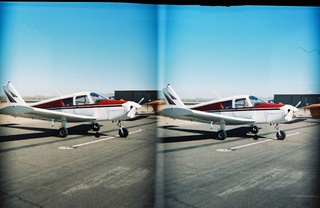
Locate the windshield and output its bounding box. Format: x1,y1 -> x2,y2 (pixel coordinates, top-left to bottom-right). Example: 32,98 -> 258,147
249,95 -> 266,106
90,92 -> 109,103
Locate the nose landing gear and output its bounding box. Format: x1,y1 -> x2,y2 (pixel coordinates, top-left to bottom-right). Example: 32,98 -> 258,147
275,123 -> 286,140
117,121 -> 129,137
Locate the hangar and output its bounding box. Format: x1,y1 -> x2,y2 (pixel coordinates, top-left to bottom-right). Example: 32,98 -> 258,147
114,90 -> 159,105
274,94 -> 320,107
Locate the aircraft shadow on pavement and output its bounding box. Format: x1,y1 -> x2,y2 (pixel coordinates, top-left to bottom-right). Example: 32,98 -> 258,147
159,125 -> 265,143
125,115 -> 149,121
285,118 -> 307,124
0,124 -> 108,142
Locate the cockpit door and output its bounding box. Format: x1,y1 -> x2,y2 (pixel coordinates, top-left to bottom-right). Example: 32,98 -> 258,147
233,97 -> 253,119
73,95 -> 94,116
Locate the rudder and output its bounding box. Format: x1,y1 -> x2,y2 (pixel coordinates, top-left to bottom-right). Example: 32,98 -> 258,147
162,84 -> 185,107
3,82 -> 26,105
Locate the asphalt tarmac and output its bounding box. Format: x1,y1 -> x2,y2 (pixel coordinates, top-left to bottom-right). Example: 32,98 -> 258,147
157,116 -> 320,208
1,112 -> 320,208
0,114 -> 157,208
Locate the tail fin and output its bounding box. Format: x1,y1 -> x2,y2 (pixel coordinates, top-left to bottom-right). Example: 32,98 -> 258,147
3,82 -> 26,105
162,84 -> 185,107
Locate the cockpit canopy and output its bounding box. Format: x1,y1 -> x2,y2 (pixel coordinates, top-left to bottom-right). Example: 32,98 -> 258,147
249,95 -> 266,107
90,92 -> 110,103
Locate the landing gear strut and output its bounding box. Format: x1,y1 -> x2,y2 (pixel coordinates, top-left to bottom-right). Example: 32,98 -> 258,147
117,121 -> 129,137
216,120 -> 227,140
58,118 -> 68,138
275,123 -> 286,140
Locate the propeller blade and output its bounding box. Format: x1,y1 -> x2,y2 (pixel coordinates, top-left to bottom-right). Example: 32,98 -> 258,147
127,109 -> 136,118
295,101 -> 301,108
127,106 -> 137,118
138,97 -> 145,104
285,110 -> 294,121
126,100 -> 143,118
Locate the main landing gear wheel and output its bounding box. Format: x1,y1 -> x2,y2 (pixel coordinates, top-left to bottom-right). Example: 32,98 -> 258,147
91,122 -> 100,131
58,127 -> 68,138
276,130 -> 286,140
119,128 -> 129,138
250,125 -> 259,134
217,130 -> 227,140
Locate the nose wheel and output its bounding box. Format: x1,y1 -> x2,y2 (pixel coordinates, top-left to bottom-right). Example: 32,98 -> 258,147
117,121 -> 129,137
275,123 -> 286,140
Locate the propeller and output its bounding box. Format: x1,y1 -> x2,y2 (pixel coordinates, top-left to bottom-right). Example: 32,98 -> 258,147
284,101 -> 301,121
127,97 -> 144,118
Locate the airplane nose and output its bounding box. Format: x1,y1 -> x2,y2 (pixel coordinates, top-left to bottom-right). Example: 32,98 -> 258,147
281,105 -> 298,121
125,101 -> 141,118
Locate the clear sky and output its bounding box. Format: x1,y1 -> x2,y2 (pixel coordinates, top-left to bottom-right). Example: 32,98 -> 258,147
1,3 -> 319,99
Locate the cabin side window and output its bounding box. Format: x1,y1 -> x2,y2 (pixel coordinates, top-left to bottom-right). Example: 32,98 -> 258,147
63,98 -> 73,107
75,95 -> 89,105
235,98 -> 249,108
221,100 -> 232,109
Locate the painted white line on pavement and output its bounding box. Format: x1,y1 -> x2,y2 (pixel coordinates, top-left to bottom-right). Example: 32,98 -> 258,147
283,132 -> 300,138
217,132 -> 300,152
58,129 -> 143,150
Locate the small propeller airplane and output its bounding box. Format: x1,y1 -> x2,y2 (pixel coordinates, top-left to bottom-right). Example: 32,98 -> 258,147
0,82 -> 143,138
161,84 -> 300,140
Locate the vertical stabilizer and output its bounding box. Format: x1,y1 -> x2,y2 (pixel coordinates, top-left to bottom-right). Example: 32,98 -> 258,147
162,84 -> 185,107
3,82 -> 26,105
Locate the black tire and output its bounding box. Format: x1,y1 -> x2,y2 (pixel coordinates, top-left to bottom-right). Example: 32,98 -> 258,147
119,128 -> 129,138
250,125 -> 259,134
92,123 -> 100,131
276,130 -> 286,140
217,130 -> 227,140
58,127 -> 68,138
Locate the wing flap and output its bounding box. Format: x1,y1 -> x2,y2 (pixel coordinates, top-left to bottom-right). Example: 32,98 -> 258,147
0,105 -> 97,122
161,107 -> 255,125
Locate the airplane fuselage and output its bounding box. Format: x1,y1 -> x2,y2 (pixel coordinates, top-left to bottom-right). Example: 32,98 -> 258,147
1,82 -> 142,138
30,92 -> 137,121
184,95 -> 288,125
162,93 -> 295,126
161,84 -> 298,140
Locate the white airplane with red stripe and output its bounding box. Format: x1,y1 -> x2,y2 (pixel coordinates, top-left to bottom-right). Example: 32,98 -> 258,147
161,84 -> 300,140
0,82 -> 142,138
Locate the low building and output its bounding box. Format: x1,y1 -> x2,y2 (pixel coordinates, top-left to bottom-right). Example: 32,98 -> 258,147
114,90 -> 159,105
274,94 -> 320,107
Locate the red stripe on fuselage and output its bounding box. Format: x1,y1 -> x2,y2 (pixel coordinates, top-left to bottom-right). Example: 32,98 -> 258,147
33,99 -> 127,110
191,102 -> 224,111
191,102 -> 284,112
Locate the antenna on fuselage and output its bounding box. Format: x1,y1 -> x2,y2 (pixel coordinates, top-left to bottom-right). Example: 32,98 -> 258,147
54,88 -> 63,97
212,90 -> 222,99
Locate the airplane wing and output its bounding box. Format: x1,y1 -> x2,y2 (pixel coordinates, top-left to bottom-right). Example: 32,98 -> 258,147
160,107 -> 255,125
0,105 -> 97,122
